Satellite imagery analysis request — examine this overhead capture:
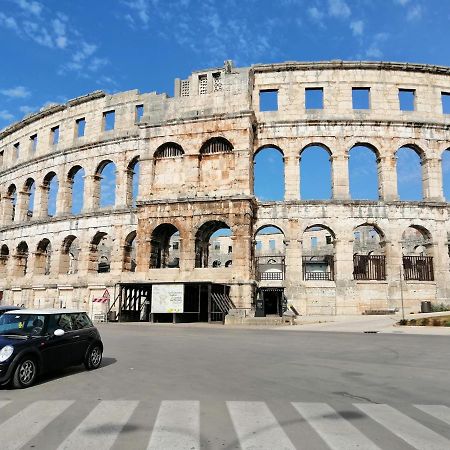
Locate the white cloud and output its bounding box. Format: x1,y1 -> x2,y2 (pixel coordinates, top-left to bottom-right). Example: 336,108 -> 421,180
0,12 -> 19,31
395,0 -> 410,5
59,42 -> 109,76
121,0 -> 151,27
407,4 -> 422,21
15,0 -> 43,16
19,105 -> 37,114
350,20 -> 364,36
308,6 -> 325,22
0,110 -> 15,121
366,33 -> 389,59
328,0 -> 351,19
0,86 -> 31,99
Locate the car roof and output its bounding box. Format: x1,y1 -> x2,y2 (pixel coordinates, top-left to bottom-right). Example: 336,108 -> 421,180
3,308 -> 87,315
0,305 -> 24,311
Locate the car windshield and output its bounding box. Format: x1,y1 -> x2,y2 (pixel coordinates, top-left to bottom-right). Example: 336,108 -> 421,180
0,314 -> 46,337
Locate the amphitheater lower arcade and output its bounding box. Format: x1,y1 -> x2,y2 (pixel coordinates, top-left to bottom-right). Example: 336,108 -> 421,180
1,60 -> 450,320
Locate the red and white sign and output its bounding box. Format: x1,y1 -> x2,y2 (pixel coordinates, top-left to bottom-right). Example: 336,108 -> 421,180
93,289 -> 110,303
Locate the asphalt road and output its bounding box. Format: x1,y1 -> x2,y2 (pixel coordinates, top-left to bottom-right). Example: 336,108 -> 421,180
0,323 -> 449,449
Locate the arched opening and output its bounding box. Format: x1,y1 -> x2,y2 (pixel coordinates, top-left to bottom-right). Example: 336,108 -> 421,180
123,231 -> 137,272
127,157 -> 140,207
349,144 -> 379,200
300,144 -> 332,199
68,166 -> 85,214
401,226 -> 433,280
254,225 -> 285,280
253,146 -> 284,201
6,184 -> 17,222
352,224 -> 386,280
15,241 -> 29,276
200,137 -> 234,189
24,178 -> 36,220
195,221 -> 231,268
35,239 -> 52,275
302,225 -> 335,280
396,146 -> 423,200
90,232 -> 112,273
60,235 -> 80,274
43,172 -> 58,217
0,245 -> 9,276
153,143 -> 185,191
208,228 -> 233,269
150,224 -> 180,268
442,148 -> 450,201
97,160 -> 116,208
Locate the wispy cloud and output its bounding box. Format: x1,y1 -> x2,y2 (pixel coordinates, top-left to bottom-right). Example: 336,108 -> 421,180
350,20 -> 364,36
406,4 -> 422,21
366,32 -> 390,59
328,0 -> 351,19
0,110 -> 15,121
15,0 -> 43,16
0,86 -> 31,98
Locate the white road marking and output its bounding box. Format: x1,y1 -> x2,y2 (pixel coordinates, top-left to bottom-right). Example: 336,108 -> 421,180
292,402 -> 381,450
227,401 -> 295,450
58,400 -> 138,450
415,405 -> 450,426
0,400 -> 73,450
355,403 -> 450,450
147,400 -> 200,450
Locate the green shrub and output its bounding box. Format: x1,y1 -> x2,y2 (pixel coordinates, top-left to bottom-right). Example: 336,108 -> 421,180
420,318 -> 430,326
430,302 -> 450,312
409,319 -> 417,325
398,319 -> 407,326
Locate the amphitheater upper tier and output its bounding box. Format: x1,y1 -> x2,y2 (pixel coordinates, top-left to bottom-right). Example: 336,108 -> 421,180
1,60 -> 449,319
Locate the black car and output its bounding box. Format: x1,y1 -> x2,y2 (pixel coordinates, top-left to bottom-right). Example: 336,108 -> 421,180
0,309 -> 103,388
0,306 -> 24,317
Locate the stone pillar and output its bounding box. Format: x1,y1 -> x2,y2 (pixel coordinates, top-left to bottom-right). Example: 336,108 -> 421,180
284,237 -> 302,309
1,195 -> 14,224
115,163 -> 128,209
57,176 -> 72,215
35,185 -> 49,219
378,156 -> 398,201
230,224 -> 252,280
331,154 -> 350,200
184,155 -> 200,195
83,175 -> 100,212
16,191 -> 31,222
422,157 -> 444,202
136,156 -> 153,202
333,236 -> 355,313
284,155 -> 300,200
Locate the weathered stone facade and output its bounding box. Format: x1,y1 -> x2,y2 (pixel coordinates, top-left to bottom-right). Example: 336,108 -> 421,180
1,60 -> 450,316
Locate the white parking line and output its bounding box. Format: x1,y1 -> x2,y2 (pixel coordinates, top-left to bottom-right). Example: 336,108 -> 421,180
147,400 -> 200,450
58,400 -> 138,450
227,401 -> 295,450
415,405 -> 450,426
292,402 -> 381,450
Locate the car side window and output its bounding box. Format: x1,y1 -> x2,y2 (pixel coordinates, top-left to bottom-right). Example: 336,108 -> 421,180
71,313 -> 92,330
58,314 -> 73,332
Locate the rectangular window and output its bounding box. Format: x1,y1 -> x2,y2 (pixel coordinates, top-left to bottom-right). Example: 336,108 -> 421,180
30,134 -> 38,153
442,92 -> 450,114
103,110 -> 115,131
311,237 -> 318,248
199,75 -> 208,95
305,88 -> 324,109
326,235 -> 332,245
135,104 -> 144,122
354,231 -> 361,241
214,243 -> 220,250
399,89 -> 415,111
76,118 -> 86,137
212,72 -> 222,92
51,126 -> 60,145
172,242 -> 179,250
0,150 -> 3,167
269,239 -> 276,251
14,142 -> 20,160
228,245 -> 232,254
181,79 -> 190,97
259,90 -> 278,111
352,87 -> 370,109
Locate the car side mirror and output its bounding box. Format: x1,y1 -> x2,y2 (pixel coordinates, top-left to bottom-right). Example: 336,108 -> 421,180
54,329 -> 65,337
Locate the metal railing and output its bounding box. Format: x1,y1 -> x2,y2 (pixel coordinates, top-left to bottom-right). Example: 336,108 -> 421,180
353,254 -> 386,280
402,255 -> 434,281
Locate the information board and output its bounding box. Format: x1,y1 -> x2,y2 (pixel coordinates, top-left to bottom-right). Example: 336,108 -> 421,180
152,284 -> 184,313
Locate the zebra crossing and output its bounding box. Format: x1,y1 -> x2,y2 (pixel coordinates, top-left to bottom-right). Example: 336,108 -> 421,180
0,400 -> 448,449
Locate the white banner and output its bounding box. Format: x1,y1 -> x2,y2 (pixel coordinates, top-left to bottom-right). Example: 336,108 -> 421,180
152,284 -> 184,313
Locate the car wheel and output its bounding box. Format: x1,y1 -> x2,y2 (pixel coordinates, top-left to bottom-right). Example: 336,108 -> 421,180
13,357 -> 37,388
85,345 -> 102,370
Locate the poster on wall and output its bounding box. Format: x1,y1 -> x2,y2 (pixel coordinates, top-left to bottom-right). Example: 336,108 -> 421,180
152,284 -> 184,313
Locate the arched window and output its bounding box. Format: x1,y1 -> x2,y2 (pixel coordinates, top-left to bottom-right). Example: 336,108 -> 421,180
60,235 -> 79,274
35,239 -> 52,275
195,221 -> 231,268
24,178 -> 36,220
300,144 -> 332,199
153,143 -> 185,191
16,241 -> 29,276
123,231 -> 137,272
127,157 -> 140,207
68,166 -> 85,214
352,224 -> 385,280
302,225 -> 335,280
0,245 -> 9,276
254,225 -> 285,280
6,184 -> 17,222
43,172 -> 58,217
90,232 -> 112,273
96,160 -> 116,208
200,137 -> 233,155
150,224 -> 180,268
154,143 -> 184,159
401,226 -> 433,281
396,146 -> 423,200
349,144 -> 379,200
254,147 -> 284,201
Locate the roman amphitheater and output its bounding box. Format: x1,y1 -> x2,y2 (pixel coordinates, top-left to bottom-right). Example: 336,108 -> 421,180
1,60 -> 449,322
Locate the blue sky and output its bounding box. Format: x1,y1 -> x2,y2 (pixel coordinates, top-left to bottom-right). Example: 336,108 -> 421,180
1,0 -> 450,202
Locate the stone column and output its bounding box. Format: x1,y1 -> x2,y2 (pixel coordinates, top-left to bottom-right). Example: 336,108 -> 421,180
83,175 -> 101,212
0,195 -> 14,224
378,156 -> 398,201
331,154 -> 350,200
35,184 -> 49,219
333,236 -> 355,313
57,176 -> 72,216
284,155 -> 300,200
16,191 -> 31,222
115,162 -> 128,209
136,156 -> 153,202
230,224 -> 252,280
422,157 -> 444,202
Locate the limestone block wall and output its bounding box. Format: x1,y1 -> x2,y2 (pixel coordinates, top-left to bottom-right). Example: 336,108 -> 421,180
0,60 -> 449,316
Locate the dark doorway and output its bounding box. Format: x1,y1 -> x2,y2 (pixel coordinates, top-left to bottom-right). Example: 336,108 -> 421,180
261,288 -> 284,316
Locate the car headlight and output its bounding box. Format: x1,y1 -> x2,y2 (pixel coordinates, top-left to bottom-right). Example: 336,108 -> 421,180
0,346 -> 14,362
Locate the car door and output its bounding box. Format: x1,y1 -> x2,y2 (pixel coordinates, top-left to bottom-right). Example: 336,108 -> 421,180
69,313 -> 93,365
